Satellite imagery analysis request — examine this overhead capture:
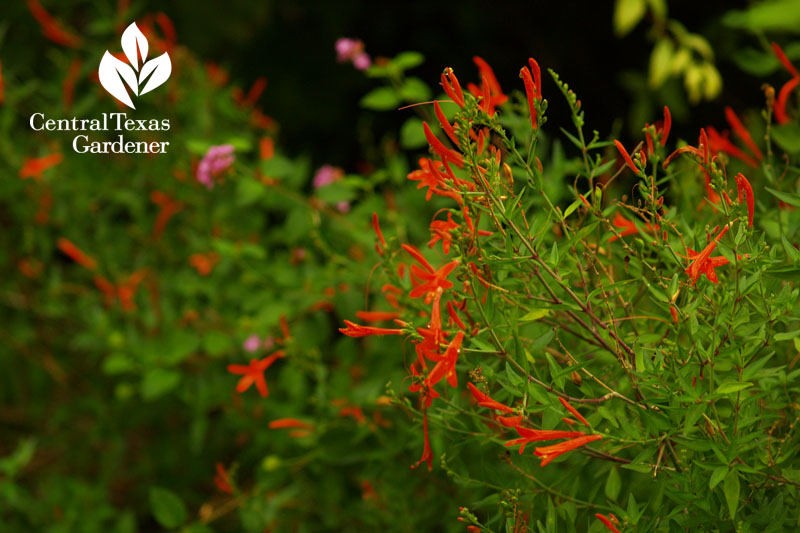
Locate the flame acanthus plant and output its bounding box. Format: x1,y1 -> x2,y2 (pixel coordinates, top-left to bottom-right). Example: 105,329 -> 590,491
340,50 -> 799,531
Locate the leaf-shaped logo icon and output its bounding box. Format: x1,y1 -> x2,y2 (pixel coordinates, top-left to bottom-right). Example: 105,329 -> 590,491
121,22 -> 148,71
98,22 -> 172,109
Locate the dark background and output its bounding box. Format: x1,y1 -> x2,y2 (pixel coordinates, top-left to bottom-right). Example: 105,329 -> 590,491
13,0 -> 756,168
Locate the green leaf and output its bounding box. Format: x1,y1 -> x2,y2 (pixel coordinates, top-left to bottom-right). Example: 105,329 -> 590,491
605,467 -> 622,500
649,39 -> 675,87
774,329 -> 800,341
520,308 -> 551,322
723,469 -> 740,519
710,465 -> 729,489
392,51 -> 424,71
360,87 -> 400,110
715,382 -> 753,395
782,234 -> 800,263
772,123 -> 800,154
149,487 -> 188,529
400,117 -> 426,149
141,369 -> 181,400
723,0 -> 800,33
0,438 -> 36,478
399,77 -> 432,102
764,187 -> 800,207
614,0 -> 647,36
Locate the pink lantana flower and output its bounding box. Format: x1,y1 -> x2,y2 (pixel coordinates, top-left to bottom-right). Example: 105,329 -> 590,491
313,165 -> 343,188
243,334 -> 261,353
197,144 -> 235,189
335,38 -> 371,71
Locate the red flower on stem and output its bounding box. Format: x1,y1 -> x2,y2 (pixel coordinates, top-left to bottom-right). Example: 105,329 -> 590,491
734,172 -> 755,227
685,225 -> 730,285
57,238 -> 97,271
595,513 -> 621,533
339,320 -> 405,338
27,0 -> 82,48
558,397 -> 590,428
409,259 -> 459,300
423,122 -> 464,168
534,434 -> 603,466
214,463 -> 233,494
269,418 -> 315,431
440,67 -> 464,108
608,213 -> 659,242
505,427 -> 586,455
467,383 -> 515,414
20,153 -> 63,181
661,106 -> 672,146
771,42 -> 800,124
428,212 -> 459,254
227,351 -> 284,397
724,107 -> 762,160
614,140 -> 638,174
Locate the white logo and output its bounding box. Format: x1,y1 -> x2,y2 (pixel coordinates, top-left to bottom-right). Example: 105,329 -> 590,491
99,22 -> 171,110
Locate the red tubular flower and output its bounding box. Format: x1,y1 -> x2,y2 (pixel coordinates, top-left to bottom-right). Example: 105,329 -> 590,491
339,320 -> 404,338
433,100 -> 458,146
685,225 -> 730,285
558,397 -> 590,428
534,434 -> 603,466
426,330 -> 463,388
57,237 -> 97,270
428,212 -> 459,254
520,66 -> 538,129
699,128 -> 710,165
495,415 -> 523,427
227,351 -> 284,397
670,305 -> 679,324
355,310 -> 400,322
473,56 -> 506,103
529,57 -> 542,100
402,243 -> 434,272
371,212 -> 387,249
776,77 -> 799,125
734,172 -> 754,226
411,406 -> 433,471
269,418 -> 315,430
441,67 -> 464,108
644,124 -> 655,156
150,191 -> 182,240
705,127 -> 759,168
409,260 -> 459,299
595,513 -> 621,533
20,153 -> 63,180
214,463 -> 233,494
661,106 -> 672,146
446,300 -> 466,330
614,140 -> 638,173
423,122 -> 464,168
608,213 -> 659,242
505,426 -> 586,455
467,383 -> 515,414
724,107 -> 762,160
27,0 -> 83,48
772,41 -> 799,77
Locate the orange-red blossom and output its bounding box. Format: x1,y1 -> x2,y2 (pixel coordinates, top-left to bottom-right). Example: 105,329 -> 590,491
685,225 -> 730,285
227,351 -> 284,397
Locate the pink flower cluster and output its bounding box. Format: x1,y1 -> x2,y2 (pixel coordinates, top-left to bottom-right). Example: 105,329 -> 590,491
196,144 -> 235,189
243,334 -> 275,353
335,38 -> 371,71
